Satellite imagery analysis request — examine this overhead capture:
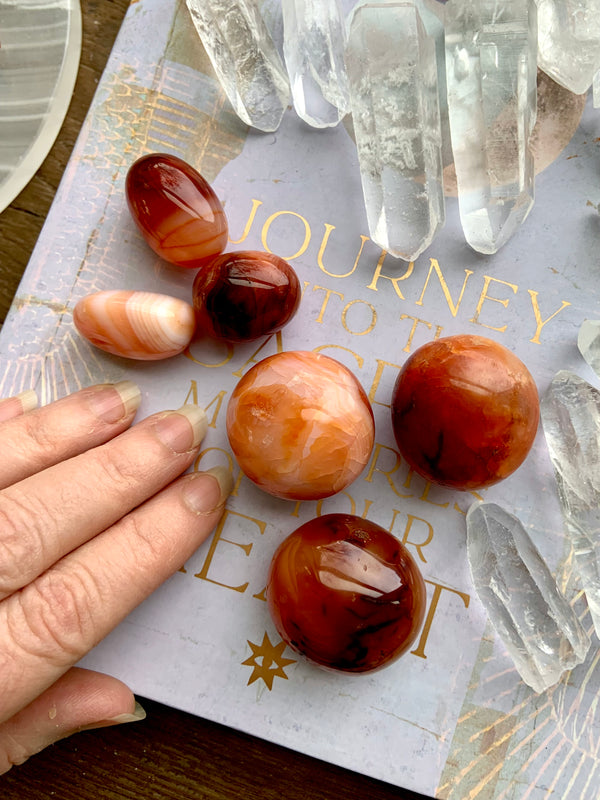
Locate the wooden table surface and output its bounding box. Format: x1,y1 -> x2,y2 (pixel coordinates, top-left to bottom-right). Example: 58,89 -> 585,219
0,2 -> 429,797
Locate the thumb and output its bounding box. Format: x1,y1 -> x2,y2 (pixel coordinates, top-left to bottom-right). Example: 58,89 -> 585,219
0,667 -> 145,775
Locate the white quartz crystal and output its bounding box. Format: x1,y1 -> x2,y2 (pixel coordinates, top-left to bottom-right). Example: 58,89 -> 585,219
444,0 -> 537,254
578,320 -> 600,376
594,70 -> 600,109
541,370 -> 600,638
185,0 -> 290,132
467,501 -> 590,694
282,0 -> 350,128
537,0 -> 600,95
346,1 -> 445,262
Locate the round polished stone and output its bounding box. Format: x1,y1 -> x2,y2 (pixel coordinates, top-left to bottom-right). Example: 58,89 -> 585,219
192,250 -> 301,342
226,351 -> 375,500
391,334 -> 540,490
267,513 -> 427,673
126,153 -> 228,268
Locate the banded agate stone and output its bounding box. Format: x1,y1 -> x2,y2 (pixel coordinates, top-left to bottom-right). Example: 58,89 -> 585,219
391,335 -> 539,490
192,251 -> 301,342
126,153 -> 228,268
226,351 -> 375,500
73,290 -> 195,360
267,513 -> 426,673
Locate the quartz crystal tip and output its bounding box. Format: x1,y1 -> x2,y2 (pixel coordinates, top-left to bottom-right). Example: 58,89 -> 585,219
466,501 -> 590,694
186,0 -> 290,132
577,320 -> 600,378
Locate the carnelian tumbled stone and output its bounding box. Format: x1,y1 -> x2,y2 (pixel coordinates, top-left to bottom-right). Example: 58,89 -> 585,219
192,250 -> 301,342
125,153 -> 228,268
226,351 -> 375,500
391,334 -> 540,490
267,513 -> 427,673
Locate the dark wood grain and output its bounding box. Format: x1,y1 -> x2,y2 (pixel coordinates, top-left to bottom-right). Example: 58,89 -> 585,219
0,2 -> 430,797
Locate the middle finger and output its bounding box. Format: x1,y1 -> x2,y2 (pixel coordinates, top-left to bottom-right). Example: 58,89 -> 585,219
0,406 -> 207,600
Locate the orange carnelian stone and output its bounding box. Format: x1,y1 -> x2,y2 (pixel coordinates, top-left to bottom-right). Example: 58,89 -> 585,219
267,513 -> 427,673
226,351 -> 375,500
193,251 -> 301,342
126,153 -> 228,268
391,334 -> 540,490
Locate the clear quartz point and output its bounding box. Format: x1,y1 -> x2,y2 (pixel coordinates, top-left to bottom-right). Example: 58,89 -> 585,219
537,0 -> 600,96
185,0 -> 290,132
346,1 -> 445,262
466,501 -> 590,694
541,370 -> 600,638
577,320 -> 600,377
594,70 -> 600,109
444,0 -> 537,255
282,0 -> 350,128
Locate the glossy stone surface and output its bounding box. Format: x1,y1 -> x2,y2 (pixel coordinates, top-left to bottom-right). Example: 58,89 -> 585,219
192,250 -> 301,342
126,153 -> 228,268
226,351 -> 375,500
391,335 -> 539,490
73,290 -> 195,360
267,513 -> 427,673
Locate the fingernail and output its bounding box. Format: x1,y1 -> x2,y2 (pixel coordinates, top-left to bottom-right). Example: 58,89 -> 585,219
88,381 -> 142,424
183,466 -> 233,514
16,389 -> 38,413
106,701 -> 147,725
154,405 -> 208,453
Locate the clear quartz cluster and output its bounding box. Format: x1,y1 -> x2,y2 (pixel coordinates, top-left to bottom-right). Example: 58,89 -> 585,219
541,371 -> 600,638
282,0 -> 350,128
444,0 -> 537,255
185,0 -> 290,132
466,502 -> 590,693
537,0 -> 600,95
345,1 -> 445,262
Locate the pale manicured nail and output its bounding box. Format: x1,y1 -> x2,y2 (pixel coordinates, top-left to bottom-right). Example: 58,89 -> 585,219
154,405 -> 208,453
88,381 -> 142,424
17,389 -> 38,413
183,466 -> 233,514
106,701 -> 147,725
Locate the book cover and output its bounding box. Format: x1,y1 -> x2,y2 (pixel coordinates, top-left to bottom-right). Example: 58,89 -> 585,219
1,1 -> 600,797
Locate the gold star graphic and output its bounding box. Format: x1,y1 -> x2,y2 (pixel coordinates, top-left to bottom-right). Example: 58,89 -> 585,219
242,632 -> 296,690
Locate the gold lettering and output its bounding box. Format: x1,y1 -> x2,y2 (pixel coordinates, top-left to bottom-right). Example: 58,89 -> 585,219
312,285 -> 344,323
184,341 -> 234,367
202,390 -> 227,428
469,275 -> 517,332
317,490 -> 356,516
183,379 -> 199,406
193,446 -> 235,473
419,482 -> 450,508
415,259 -> 474,317
318,229 -> 370,279
312,344 -> 364,369
253,586 -> 267,601
411,580 -> 470,659
366,250 -> 414,299
229,198 -> 263,244
527,290 -> 571,344
261,210 -> 311,260
398,314 -> 443,353
368,359 -> 402,407
401,515 -> 434,563
342,299 -> 377,335
231,331 -> 284,378
195,509 -> 267,592
365,443 -> 413,498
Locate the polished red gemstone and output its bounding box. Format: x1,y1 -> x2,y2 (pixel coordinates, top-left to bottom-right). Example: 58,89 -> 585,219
267,513 -> 426,673
192,250 -> 301,342
125,153 -> 228,268
391,334 -> 540,490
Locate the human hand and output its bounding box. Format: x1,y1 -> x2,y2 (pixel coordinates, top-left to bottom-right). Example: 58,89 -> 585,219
0,382 -> 231,773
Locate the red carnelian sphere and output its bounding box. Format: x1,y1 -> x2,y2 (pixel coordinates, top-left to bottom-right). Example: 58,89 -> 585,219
192,251 -> 301,342
125,153 -> 228,267
267,513 -> 427,673
391,334 -> 540,490
226,351 -> 375,500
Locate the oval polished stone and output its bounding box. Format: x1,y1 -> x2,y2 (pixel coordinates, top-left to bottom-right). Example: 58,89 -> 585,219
226,351 -> 375,500
73,290 -> 195,360
192,250 -> 301,342
267,513 -> 427,673
126,153 -> 228,268
391,334 -> 540,490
